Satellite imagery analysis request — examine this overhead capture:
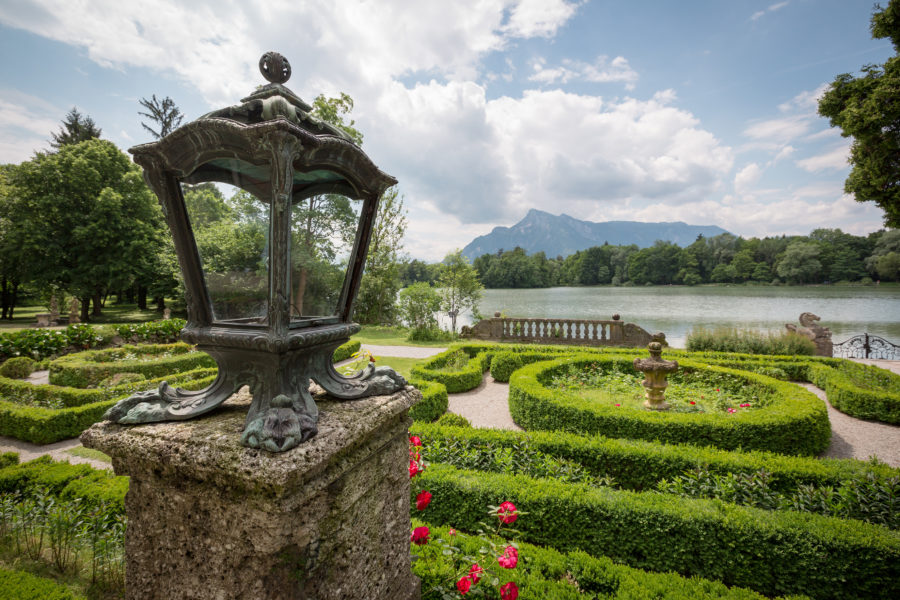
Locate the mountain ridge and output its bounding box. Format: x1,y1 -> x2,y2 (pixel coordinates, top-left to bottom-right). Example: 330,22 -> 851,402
461,209 -> 730,260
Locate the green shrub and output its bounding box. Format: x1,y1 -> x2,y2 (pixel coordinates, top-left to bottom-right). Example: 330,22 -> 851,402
0,567 -> 86,600
113,318 -> 186,342
414,464 -> 900,600
332,339 -> 361,363
0,451 -> 18,469
0,356 -> 37,379
509,355 -> 830,456
49,343 -> 215,388
434,412 -> 471,428
808,361 -> 900,424
97,372 -> 146,388
0,328 -> 70,361
410,346 -> 492,393
410,423 -> 899,495
686,326 -> 816,355
408,379 -> 449,422
412,522 -> 805,600
407,326 -> 455,342
0,456 -> 127,513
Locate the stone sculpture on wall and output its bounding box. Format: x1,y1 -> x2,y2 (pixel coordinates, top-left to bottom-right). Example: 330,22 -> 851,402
785,312 -> 833,357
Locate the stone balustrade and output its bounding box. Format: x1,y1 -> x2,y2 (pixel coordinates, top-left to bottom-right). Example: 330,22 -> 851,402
461,316 -> 662,348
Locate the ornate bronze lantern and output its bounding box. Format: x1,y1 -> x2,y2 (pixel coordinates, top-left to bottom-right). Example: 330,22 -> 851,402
106,52 -> 406,452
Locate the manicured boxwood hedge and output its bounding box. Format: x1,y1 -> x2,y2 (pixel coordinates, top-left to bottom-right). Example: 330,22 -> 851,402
412,521 -> 808,600
49,343 -> 216,388
508,355 -> 831,456
408,379 -> 448,422
0,455 -> 127,512
332,339 -> 361,363
414,463 -> 900,600
410,423 -> 899,494
0,370 -> 218,444
410,346 -> 493,393
808,361 -> 900,424
0,567 -> 86,600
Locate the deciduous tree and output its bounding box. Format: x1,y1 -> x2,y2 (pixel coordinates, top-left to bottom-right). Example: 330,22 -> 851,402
438,250 -> 483,333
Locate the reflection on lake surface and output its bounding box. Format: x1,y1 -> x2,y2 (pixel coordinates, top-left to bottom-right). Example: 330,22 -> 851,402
463,285 -> 900,349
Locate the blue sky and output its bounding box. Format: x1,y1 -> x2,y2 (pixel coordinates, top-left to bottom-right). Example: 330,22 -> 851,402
0,0 -> 893,260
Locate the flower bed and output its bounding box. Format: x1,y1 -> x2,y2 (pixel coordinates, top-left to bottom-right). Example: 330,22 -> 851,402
410,345 -> 493,393
508,355 -> 830,456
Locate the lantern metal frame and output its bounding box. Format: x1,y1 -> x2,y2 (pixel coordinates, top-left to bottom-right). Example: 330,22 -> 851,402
105,53 -> 406,452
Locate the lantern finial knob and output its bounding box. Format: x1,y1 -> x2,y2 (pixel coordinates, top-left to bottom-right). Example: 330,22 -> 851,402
259,51 -> 291,84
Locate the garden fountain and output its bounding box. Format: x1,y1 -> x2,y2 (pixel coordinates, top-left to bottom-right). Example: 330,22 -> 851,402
633,342 -> 678,410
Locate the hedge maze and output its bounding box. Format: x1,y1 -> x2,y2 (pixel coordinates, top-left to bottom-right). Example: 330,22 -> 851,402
407,343 -> 900,600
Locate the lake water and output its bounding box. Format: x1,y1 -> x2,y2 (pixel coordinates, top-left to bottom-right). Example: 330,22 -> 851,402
455,285 -> 900,349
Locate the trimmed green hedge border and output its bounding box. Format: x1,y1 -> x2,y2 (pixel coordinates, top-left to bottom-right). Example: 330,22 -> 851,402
0,455 -> 127,513
333,339 -> 361,363
0,370 -> 217,444
410,423 -> 899,494
808,361 -> 900,424
410,345 -> 493,393
0,567 -> 86,600
48,343 -> 216,388
509,354 -> 831,456
414,463 -> 900,600
408,379 -> 448,422
412,521 -> 809,600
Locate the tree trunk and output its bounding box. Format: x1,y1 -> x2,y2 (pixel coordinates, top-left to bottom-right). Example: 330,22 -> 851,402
5,280 -> 18,320
126,286 -> 135,304
155,296 -> 166,311
81,296 -> 91,322
92,291 -> 103,316
138,285 -> 148,310
292,267 -> 308,317
1,276 -> 8,320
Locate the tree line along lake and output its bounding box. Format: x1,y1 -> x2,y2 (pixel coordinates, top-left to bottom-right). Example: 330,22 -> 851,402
457,285 -> 900,349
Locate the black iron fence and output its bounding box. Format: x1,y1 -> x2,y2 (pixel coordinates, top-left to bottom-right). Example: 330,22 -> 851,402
832,333 -> 900,360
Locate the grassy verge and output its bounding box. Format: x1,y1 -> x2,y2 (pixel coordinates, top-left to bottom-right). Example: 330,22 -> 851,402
0,303 -> 183,332
64,446 -> 112,463
351,325 -> 454,347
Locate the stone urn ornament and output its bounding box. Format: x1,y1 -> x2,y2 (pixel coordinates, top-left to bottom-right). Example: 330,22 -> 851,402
633,342 -> 678,410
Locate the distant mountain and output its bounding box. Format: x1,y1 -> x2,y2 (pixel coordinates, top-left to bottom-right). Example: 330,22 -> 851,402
461,209 -> 731,260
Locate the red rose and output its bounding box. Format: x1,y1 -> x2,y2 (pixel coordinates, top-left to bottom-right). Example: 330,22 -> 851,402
416,490 -> 432,511
500,581 -> 518,600
409,435 -> 422,447
497,501 -> 518,524
410,526 -> 429,545
448,528 -> 457,536
497,545 -> 518,569
456,576 -> 472,594
468,563 -> 483,583
408,460 -> 420,478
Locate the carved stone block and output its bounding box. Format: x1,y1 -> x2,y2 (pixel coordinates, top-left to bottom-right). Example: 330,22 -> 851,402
82,387 -> 422,600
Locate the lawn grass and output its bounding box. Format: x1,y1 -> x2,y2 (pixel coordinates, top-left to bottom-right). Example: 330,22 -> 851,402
351,325 -> 453,347
337,355 -> 423,379
65,446 -> 112,463
0,302 -> 182,332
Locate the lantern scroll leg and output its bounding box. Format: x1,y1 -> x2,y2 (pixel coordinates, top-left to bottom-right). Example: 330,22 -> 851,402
312,353 -> 407,400
104,370 -> 238,424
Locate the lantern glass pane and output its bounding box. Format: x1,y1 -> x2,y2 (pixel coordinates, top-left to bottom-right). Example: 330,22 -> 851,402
180,178 -> 270,325
289,191 -> 361,324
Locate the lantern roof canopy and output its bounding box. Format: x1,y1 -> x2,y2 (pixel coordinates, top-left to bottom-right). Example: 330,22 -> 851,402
128,51 -> 396,201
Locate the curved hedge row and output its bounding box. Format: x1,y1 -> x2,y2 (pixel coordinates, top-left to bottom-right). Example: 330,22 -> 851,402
410,423 -> 898,494
411,521 -> 808,600
508,355 -> 831,456
332,339 -> 362,363
410,347 -> 492,393
49,343 -> 216,388
808,361 -> 900,424
414,463 -> 900,600
0,454 -> 128,512
408,379 -> 449,422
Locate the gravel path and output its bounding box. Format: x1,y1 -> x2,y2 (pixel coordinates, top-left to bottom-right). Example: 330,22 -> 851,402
0,436 -> 112,471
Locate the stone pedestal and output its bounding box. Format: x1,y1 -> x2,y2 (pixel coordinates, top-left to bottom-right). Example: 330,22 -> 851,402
81,387 -> 422,600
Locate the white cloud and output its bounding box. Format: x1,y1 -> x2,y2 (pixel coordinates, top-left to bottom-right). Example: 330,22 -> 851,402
0,90 -> 62,162
795,144 -> 850,172
529,56 -> 639,89
751,2 -> 789,21
743,115 -> 812,143
503,0 -> 580,38
734,163 -> 762,194
778,84 -> 827,113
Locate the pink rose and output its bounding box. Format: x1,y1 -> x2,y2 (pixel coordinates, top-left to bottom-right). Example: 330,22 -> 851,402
497,501 -> 518,524
416,490 -> 432,511
468,563 -> 483,583
409,435 -> 422,447
410,526 -> 429,545
500,581 -> 519,600
409,460 -> 420,478
615,403 -> 621,407
456,576 -> 472,594
740,403 -> 750,408
497,546 -> 518,569
727,408 -> 736,414
448,528 -> 457,536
